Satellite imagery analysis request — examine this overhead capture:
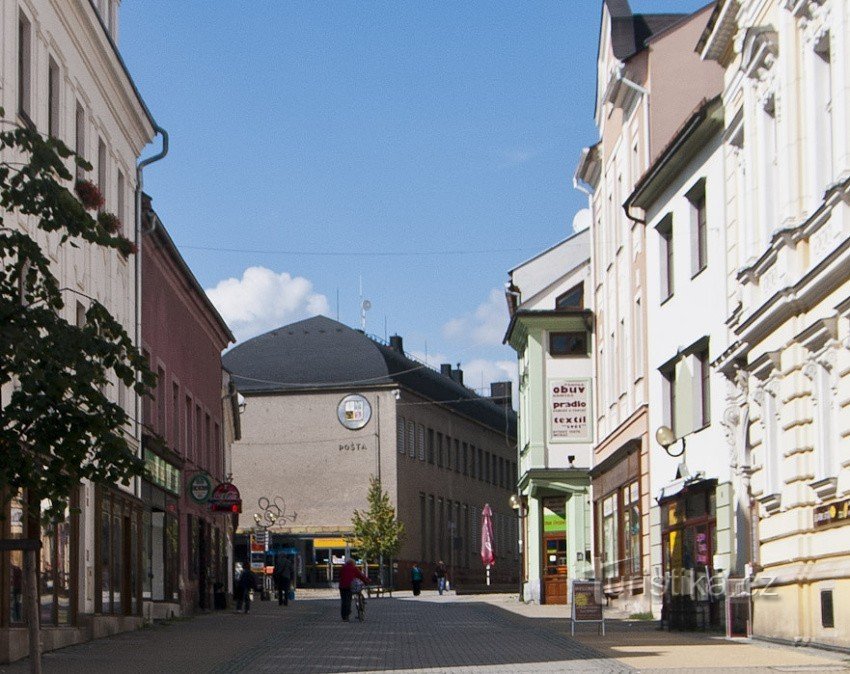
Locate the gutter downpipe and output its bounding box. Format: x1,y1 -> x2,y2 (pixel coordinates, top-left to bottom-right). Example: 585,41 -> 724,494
134,126 -> 169,494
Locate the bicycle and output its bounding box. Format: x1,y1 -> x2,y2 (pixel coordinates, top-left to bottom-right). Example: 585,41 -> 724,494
351,579 -> 366,622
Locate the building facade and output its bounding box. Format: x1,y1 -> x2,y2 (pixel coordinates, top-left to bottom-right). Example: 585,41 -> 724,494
0,0 -> 159,662
627,96 -> 743,630
699,0 -> 850,647
140,197 -> 236,618
224,316 -> 519,590
505,230 -> 594,604
574,0 -> 723,614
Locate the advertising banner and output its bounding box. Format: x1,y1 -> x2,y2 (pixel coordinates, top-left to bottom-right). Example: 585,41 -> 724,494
549,379 -> 592,443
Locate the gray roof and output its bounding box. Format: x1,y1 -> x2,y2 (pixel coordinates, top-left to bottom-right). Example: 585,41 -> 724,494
223,316 -> 517,437
604,0 -> 688,61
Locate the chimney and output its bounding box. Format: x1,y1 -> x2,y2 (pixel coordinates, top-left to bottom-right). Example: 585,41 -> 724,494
490,381 -> 513,410
440,363 -> 452,377
389,335 -> 404,353
452,363 -> 464,385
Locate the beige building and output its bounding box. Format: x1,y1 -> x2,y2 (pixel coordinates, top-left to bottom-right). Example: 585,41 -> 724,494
574,0 -> 723,614
224,316 -> 518,590
700,0 -> 850,647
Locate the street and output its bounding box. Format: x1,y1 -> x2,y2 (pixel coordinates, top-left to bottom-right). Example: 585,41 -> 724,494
1,592 -> 846,674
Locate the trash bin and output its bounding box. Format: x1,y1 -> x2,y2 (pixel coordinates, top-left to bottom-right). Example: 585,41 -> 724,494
213,582 -> 227,610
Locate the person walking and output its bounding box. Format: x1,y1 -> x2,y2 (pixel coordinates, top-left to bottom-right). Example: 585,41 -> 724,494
435,560 -> 448,595
274,552 -> 294,606
338,558 -> 371,622
237,564 -> 257,614
411,562 -> 423,596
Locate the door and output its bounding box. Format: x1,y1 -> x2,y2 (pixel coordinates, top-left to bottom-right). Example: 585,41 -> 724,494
542,498 -> 567,604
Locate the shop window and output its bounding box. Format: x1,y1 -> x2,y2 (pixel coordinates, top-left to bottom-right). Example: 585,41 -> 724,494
623,482 -> 641,576
821,589 -> 835,628
7,494 -> 25,625
100,499 -> 112,613
601,494 -> 618,580
549,331 -> 588,357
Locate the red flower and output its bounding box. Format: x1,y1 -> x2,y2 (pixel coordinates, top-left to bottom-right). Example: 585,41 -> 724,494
117,238 -> 138,257
98,212 -> 122,234
75,180 -> 105,211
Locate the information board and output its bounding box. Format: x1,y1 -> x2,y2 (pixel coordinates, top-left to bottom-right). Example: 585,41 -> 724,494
570,580 -> 605,635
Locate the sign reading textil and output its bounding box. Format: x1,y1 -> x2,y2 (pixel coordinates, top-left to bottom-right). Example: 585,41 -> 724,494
549,379 -> 591,443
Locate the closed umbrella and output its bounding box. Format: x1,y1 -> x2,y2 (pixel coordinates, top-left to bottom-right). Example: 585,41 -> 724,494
480,504 -> 495,586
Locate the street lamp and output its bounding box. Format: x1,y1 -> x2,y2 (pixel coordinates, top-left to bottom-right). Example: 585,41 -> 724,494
655,425 -> 686,457
509,493 -> 528,602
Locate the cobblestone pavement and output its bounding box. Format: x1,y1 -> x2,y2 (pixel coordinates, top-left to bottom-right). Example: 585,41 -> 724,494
1,592 -> 848,674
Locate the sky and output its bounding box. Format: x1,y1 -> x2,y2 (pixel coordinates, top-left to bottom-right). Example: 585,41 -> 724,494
120,0 -> 710,396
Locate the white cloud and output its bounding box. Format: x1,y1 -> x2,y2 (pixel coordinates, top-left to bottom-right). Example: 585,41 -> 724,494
500,148 -> 537,168
572,208 -> 591,233
206,266 -> 329,343
442,288 -> 507,347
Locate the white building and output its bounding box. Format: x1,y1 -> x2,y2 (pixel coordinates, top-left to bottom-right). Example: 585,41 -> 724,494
0,0 -> 161,661
505,230 -> 594,604
699,0 -> 850,647
626,96 -> 742,630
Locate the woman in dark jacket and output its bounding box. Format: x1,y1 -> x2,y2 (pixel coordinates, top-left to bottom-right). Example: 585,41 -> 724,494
237,565 -> 257,613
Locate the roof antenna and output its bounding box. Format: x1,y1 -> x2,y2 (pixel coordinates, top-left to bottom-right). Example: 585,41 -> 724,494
359,275 -> 371,332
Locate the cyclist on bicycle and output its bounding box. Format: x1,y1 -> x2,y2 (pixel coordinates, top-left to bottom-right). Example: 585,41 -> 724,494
339,558 -> 371,622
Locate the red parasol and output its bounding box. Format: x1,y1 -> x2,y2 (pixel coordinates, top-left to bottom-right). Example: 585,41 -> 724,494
480,504 -> 495,567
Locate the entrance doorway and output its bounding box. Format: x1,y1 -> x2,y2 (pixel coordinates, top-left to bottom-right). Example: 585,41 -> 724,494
541,497 -> 567,604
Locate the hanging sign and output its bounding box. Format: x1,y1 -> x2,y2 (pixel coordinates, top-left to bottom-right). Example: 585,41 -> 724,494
549,379 -> 592,442
188,473 -> 212,504
209,482 -> 242,513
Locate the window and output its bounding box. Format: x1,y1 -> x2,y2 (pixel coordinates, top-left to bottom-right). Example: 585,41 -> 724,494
117,170 -> 126,235
419,493 -> 426,561
662,363 -> 677,435
623,482 -> 641,576
549,331 -> 588,357
205,413 -> 211,470
469,444 -> 476,479
687,180 -> 707,275
697,347 -> 711,427
418,425 -> 425,461
397,417 -> 406,454
75,103 -> 86,180
172,383 -> 180,452
427,428 -> 435,464
48,58 -> 60,138
436,432 -> 443,467
821,590 -> 835,629
812,34 -> 833,197
18,12 -> 32,122
601,494 -> 618,579
454,439 -> 460,472
555,283 -> 584,310
658,214 -> 674,300
811,360 -> 838,481
97,139 -> 107,212
634,298 -> 643,380
407,421 -> 415,459
761,387 -> 782,496
156,366 -> 166,437
185,396 -> 193,460
445,436 -> 452,468
195,405 -> 203,465
462,442 -> 468,475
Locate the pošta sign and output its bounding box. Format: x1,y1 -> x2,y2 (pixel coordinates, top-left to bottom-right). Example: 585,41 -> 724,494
814,498 -> 850,528
209,482 -> 242,513
550,379 -> 591,443
570,580 -> 605,636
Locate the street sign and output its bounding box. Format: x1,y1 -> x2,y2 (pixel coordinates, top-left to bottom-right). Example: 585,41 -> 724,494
570,580 -> 605,635
188,473 -> 212,504
209,482 -> 242,513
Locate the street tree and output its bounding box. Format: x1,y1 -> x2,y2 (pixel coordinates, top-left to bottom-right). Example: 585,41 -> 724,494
352,475 -> 404,584
0,107 -> 155,523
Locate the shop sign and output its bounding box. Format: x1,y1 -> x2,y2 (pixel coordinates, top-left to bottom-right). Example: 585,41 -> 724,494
549,379 -> 592,443
814,498 -> 850,528
337,394 -> 372,430
570,580 -> 605,636
188,473 -> 212,504
209,482 -> 242,513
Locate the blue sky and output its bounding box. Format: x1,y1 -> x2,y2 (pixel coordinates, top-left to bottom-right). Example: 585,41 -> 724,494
120,0 -> 710,394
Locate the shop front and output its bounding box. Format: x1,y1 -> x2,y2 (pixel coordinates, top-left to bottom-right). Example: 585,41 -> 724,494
659,478 -> 720,630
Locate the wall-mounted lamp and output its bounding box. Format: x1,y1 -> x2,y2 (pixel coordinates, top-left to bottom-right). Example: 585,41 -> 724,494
655,425 -> 686,457
509,493 -> 528,515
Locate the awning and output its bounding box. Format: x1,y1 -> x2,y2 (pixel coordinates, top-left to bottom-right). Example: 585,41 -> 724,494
312,538 -> 350,549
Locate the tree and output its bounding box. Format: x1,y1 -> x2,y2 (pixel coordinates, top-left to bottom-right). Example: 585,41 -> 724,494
0,107 -> 155,523
352,476 -> 404,583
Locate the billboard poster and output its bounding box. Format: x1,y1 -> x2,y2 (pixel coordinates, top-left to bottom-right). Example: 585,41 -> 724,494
549,379 -> 591,443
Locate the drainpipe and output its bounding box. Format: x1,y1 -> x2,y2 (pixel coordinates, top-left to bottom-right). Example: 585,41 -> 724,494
134,126 -> 169,485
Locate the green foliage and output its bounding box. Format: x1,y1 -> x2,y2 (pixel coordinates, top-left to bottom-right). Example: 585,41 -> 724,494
0,107 -> 155,522
352,475 -> 404,560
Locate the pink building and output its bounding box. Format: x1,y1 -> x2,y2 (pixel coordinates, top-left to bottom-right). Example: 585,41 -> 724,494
140,195 -> 235,617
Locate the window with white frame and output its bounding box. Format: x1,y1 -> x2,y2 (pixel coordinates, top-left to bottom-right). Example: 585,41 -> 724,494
657,214 -> 674,301
117,170 -> 126,234
97,139 -> 107,211
759,96 -> 778,243
18,11 -> 33,122
812,33 -> 833,197
760,385 -> 782,496
808,357 -> 838,481
75,102 -> 86,180
687,179 -> 707,276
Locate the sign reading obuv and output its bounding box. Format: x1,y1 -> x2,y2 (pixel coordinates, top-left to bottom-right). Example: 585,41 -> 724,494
549,378 -> 591,443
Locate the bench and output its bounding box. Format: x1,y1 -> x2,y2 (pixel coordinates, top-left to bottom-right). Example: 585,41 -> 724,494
366,585 -> 392,598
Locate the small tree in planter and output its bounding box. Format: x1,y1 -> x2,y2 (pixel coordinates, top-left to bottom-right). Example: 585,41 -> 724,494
352,476 -> 404,587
